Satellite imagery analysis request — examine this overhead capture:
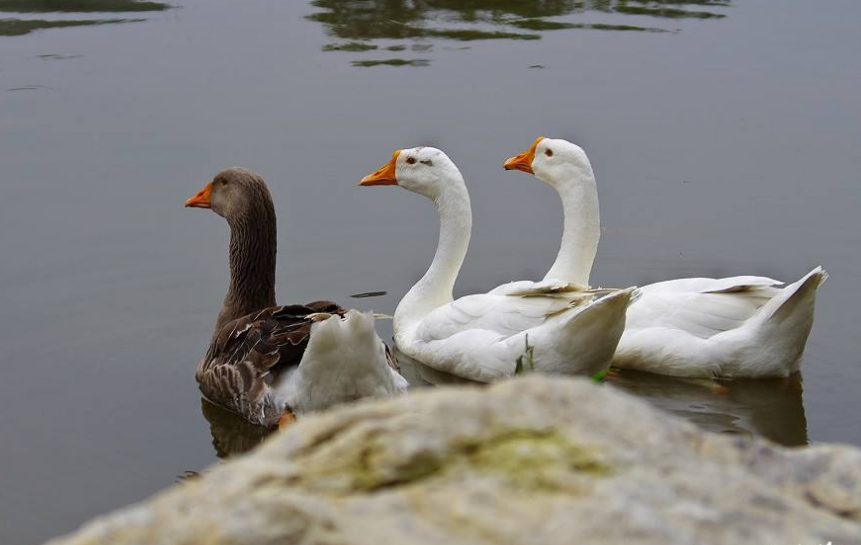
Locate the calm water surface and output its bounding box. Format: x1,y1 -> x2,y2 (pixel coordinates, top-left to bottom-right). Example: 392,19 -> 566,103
1,1 -> 860,543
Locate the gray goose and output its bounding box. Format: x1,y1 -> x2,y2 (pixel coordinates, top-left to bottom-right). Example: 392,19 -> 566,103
185,168 -> 406,428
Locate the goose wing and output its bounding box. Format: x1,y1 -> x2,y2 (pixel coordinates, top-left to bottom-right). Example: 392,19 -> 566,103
417,280 -> 611,343
488,279 -> 591,297
195,300 -> 347,418
628,277 -> 783,339
416,292 -> 579,342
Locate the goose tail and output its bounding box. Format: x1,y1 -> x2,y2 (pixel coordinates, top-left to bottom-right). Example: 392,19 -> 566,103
275,310 -> 408,415
530,287 -> 635,377
752,266 -> 827,373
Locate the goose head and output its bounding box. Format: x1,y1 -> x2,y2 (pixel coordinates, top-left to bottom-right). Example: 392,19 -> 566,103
503,137 -> 594,190
359,147 -> 465,200
185,167 -> 274,221
185,167 -> 278,330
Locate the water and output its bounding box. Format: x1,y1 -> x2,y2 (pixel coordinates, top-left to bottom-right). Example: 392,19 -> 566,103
1,0 -> 859,542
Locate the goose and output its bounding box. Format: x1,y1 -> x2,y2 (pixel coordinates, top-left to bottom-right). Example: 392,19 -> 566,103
360,147 -> 635,383
503,137 -> 827,378
185,167 -> 407,427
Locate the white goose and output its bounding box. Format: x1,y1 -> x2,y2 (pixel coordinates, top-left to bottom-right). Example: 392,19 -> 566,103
504,137 -> 827,378
360,147 -> 635,383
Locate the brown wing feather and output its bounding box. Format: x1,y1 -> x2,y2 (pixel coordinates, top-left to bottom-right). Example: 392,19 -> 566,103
383,343 -> 399,373
195,300 -> 347,424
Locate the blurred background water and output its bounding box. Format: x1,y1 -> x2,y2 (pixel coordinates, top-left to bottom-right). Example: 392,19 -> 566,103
0,1 -> 859,543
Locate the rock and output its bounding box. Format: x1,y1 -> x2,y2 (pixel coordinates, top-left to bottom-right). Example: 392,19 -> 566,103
46,377 -> 861,545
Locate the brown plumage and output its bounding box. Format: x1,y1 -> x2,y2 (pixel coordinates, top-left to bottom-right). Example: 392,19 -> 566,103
185,168 -> 398,427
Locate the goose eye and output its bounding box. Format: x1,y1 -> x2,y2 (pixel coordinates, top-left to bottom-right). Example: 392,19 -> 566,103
220,179 -> 228,186
545,149 -> 554,157
406,157 -> 416,165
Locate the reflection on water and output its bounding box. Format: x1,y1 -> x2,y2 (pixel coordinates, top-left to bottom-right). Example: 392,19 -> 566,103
0,0 -> 169,37
309,0 -> 731,66
192,292 -> 806,462
609,369 -> 808,446
0,0 -> 169,12
200,398 -> 271,459
396,347 -> 484,388
398,349 -> 808,447
0,17 -> 145,36
195,350 -> 807,474
162,358 -> 813,459
353,58 -> 431,67
8,84 -> 55,91
196,349 -> 483,460
36,53 -> 83,59
199,348 -> 807,462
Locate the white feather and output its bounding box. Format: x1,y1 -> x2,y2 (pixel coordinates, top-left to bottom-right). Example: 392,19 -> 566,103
379,147 -> 632,383
406,288 -> 634,382
274,311 -> 408,414
523,137 -> 827,378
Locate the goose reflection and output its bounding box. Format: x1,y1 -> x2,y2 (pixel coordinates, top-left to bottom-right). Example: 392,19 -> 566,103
200,398 -> 272,459
395,346 -> 483,388
198,347 -> 479,458
608,369 -> 808,446
309,0 -> 732,66
199,343 -> 807,457
398,349 -> 807,447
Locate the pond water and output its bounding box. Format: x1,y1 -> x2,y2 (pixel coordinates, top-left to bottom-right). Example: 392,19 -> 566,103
1,1 -> 860,543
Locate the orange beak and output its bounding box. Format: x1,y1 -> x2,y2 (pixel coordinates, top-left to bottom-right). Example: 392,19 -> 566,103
185,181 -> 213,209
360,150 -> 400,186
503,136 -> 544,175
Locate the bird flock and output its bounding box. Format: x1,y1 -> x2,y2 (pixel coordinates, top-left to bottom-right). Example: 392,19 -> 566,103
185,137 -> 826,428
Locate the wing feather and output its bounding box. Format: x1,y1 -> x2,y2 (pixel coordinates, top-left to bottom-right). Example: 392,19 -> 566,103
195,300 -> 349,422
416,292 -> 580,342
628,277 -> 783,339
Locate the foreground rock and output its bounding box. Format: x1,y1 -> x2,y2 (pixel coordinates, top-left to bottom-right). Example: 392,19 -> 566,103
48,377 -> 861,545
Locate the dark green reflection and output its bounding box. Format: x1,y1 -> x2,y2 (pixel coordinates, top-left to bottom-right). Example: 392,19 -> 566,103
511,19 -> 668,32
0,0 -> 169,38
0,17 -> 142,36
353,58 -> 430,67
309,0 -> 730,66
0,0 -> 169,12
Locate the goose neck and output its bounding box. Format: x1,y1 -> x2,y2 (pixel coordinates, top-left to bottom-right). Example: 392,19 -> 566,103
542,165 -> 600,286
216,205 -> 277,331
394,182 -> 472,338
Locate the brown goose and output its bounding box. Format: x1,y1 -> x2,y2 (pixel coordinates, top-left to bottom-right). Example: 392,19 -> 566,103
185,167 -> 407,428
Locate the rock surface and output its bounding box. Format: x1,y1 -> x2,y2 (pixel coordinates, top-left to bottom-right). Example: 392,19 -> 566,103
47,377 -> 861,545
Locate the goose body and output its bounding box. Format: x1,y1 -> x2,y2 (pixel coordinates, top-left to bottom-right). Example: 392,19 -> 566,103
504,137 -> 826,378
361,148 -> 633,383
186,168 -> 406,427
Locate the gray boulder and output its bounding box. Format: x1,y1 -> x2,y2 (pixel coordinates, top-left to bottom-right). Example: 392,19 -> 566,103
46,377 -> 861,545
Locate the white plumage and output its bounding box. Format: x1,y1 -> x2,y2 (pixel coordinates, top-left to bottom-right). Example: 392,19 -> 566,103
615,268 -> 826,377
274,310 -> 408,414
504,137 -> 827,378
361,147 -> 634,383
407,287 -> 635,382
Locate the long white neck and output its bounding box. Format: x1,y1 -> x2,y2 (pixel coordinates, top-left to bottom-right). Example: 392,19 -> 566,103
541,163 -> 600,286
394,180 -> 472,343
